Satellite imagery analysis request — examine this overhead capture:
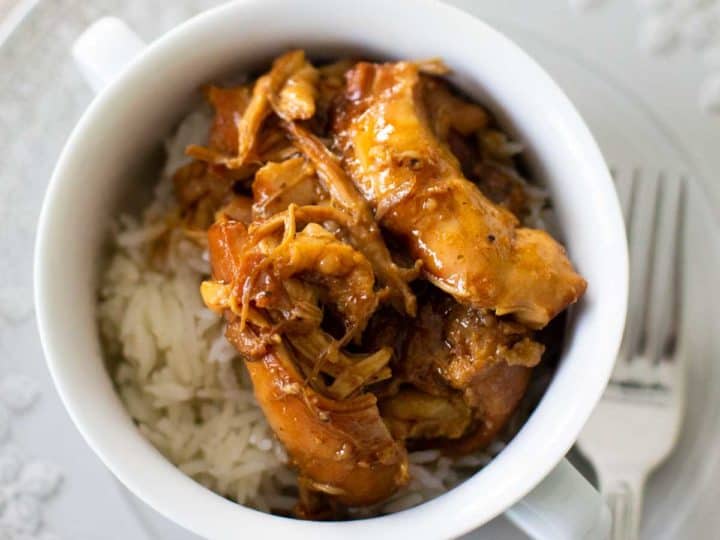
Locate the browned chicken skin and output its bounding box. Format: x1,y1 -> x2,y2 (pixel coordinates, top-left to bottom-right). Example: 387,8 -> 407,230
334,61 -> 586,328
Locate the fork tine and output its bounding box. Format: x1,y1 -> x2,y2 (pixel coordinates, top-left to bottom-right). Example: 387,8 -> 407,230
619,171 -> 660,363
645,176 -> 686,363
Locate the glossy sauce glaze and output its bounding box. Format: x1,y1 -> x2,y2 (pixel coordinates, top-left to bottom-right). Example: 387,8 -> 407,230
175,50 -> 589,517
335,61 -> 586,328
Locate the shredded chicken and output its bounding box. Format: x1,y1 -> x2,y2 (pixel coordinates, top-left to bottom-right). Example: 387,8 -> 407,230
188,50 -> 312,167
204,215 -> 408,507
251,157 -> 324,219
283,121 -> 418,316
172,160 -> 237,230
172,51 -> 588,516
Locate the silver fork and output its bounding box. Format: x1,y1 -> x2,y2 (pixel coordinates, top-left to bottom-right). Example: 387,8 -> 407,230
577,168 -> 687,540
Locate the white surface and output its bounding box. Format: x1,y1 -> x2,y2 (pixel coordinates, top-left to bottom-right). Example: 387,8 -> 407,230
0,0 -> 717,538
34,1 -> 626,538
0,374 -> 62,539
571,0 -> 720,114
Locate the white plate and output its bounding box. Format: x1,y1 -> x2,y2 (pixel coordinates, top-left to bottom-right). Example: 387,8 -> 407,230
0,2 -> 717,538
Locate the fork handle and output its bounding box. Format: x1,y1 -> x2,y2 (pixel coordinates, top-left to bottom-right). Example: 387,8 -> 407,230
603,475 -> 645,540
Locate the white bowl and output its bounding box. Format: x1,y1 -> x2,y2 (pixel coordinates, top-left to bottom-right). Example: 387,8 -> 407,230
34,1 -> 627,538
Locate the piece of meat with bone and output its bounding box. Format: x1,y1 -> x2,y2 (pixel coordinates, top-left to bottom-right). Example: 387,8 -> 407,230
334,61 -> 586,328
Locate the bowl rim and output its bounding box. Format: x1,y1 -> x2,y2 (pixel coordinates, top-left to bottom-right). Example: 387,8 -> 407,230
34,0 -> 628,538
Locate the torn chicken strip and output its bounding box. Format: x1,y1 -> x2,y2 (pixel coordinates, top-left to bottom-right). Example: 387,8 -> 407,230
240,332 -> 407,507
327,347 -> 393,400
203,217 -> 408,506
286,329 -> 393,397
251,157 -> 325,219
225,310 -> 407,507
187,50 -> 312,167
283,121 -> 418,316
204,85 -> 252,155
254,281 -> 394,400
272,63 -> 319,121
334,61 -> 586,328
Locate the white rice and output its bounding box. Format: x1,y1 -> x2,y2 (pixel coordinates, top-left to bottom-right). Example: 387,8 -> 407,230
98,105 -> 543,517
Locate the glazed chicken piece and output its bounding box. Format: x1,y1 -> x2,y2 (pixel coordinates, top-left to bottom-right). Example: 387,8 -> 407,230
273,62 -> 319,121
377,292 -> 542,453
179,52 -> 585,517
201,214 -> 408,507
334,61 -> 586,328
188,50 -> 315,167
204,85 -> 252,156
414,296 -> 541,453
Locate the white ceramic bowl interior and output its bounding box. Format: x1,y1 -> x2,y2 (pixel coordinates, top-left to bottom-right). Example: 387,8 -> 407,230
34,0 -> 627,538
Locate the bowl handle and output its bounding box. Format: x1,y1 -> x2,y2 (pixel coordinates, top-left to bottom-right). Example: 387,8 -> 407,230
71,17 -> 147,93
506,458 -> 611,540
